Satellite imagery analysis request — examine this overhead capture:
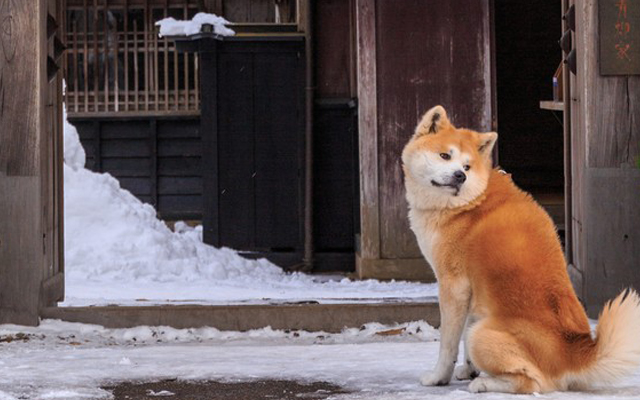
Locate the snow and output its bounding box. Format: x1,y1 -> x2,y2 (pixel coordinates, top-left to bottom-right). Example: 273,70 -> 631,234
1,319 -> 640,400
155,12 -> 235,37
62,100 -> 437,306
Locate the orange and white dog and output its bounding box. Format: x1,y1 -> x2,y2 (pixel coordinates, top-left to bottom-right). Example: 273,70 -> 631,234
402,105 -> 640,394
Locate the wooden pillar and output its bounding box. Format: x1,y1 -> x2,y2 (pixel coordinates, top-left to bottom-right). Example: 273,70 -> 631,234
355,0 -> 494,281
0,0 -> 64,325
570,0 -> 640,317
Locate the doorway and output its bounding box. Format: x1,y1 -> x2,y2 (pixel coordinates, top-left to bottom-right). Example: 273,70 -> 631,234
493,0 -> 565,235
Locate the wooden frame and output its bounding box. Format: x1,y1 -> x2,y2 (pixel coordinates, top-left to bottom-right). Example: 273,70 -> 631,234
355,0 -> 494,282
0,0 -> 65,326
63,0 -> 200,117
568,0 -> 640,317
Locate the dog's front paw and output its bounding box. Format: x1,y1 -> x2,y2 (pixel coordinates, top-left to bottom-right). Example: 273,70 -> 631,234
420,372 -> 451,386
454,364 -> 480,381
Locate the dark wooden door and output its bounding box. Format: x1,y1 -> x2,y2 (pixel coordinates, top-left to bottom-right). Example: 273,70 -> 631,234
356,0 -> 495,279
203,38 -> 305,258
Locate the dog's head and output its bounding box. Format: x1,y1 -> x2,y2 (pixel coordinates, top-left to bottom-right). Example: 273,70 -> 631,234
402,105 -> 497,210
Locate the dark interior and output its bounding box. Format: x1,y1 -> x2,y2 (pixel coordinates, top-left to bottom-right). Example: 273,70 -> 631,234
494,0 -> 564,196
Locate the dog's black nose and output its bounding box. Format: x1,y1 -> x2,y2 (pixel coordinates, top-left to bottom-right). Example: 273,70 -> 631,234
453,170 -> 467,184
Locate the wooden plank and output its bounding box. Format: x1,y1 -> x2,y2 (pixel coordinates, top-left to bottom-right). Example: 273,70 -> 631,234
0,175 -> 42,325
101,139 -> 152,157
40,272 -> 65,307
83,0 -> 90,111
158,176 -> 202,195
0,0 -> 48,323
355,0 -> 380,260
569,0 -> 640,316
588,74 -> 640,167
216,51 -> 254,248
313,104 -> 358,251
249,0 -> 274,23
157,195 -> 202,218
376,0 -> 493,259
356,256 -> 435,282
40,301 -> 441,331
199,44 -> 219,246
540,101 -> 565,111
157,156 -> 201,176
150,119 -> 158,206
253,51 -> 303,249
224,0 -> 250,23
124,0 -> 129,111
584,168 -> 640,317
157,138 -> 202,156
315,0 -> 353,98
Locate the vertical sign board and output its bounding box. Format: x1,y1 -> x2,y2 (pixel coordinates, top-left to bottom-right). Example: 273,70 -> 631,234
599,0 -> 640,75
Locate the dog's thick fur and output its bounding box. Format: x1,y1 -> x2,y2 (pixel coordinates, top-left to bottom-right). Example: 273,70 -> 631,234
402,105 -> 640,394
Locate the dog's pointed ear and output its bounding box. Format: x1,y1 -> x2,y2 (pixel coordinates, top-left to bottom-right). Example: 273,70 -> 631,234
478,132 -> 498,158
415,105 -> 452,137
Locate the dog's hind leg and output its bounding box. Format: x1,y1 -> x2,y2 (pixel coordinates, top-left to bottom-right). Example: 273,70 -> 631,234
454,315 -> 481,381
467,319 -> 552,394
421,278 -> 470,386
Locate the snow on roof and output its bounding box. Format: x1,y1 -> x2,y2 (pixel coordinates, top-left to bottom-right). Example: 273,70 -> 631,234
155,12 -> 235,37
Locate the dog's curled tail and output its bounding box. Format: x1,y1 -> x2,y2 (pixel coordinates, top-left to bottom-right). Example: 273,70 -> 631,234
572,289 -> 640,388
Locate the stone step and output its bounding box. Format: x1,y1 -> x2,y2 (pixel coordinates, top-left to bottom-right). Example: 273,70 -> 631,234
41,300 -> 440,333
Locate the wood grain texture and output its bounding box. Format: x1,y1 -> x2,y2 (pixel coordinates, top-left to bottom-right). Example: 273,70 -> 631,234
375,0 -> 493,259
0,174 -> 42,325
578,0 -> 640,168
570,0 -> 640,315
583,168 -> 640,317
0,0 -> 41,176
315,0 -> 354,98
355,0 -> 380,260
0,0 -> 52,324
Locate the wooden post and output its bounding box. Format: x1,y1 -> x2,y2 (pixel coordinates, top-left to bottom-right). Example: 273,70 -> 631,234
0,0 -> 64,325
570,0 -> 640,317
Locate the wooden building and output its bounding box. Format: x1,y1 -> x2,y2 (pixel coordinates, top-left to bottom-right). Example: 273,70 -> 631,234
0,0 -> 65,325
1,0 -> 638,326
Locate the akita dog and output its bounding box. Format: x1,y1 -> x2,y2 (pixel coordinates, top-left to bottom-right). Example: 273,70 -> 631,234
402,105 -> 640,394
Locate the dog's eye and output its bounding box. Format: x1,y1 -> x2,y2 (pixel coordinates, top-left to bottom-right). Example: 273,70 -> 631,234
440,153 -> 451,161
464,165 -> 471,171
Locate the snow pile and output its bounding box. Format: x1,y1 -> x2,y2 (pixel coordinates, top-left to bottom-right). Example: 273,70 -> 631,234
62,106 -> 85,170
0,319 -> 439,347
155,12 -> 235,37
62,106 -> 436,305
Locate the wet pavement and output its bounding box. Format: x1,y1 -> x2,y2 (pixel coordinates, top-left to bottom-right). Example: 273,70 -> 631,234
103,379 -> 349,400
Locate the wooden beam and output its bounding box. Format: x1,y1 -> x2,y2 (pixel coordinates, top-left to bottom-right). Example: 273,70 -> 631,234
355,0 -> 380,260
0,0 -> 47,326
356,256 -> 435,282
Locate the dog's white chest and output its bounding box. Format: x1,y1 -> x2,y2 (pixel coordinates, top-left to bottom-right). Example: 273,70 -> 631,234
408,209 -> 440,269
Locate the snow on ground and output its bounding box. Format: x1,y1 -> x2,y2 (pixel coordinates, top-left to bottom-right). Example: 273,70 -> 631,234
1,319 -> 640,400
62,101 -> 437,306
155,12 -> 235,37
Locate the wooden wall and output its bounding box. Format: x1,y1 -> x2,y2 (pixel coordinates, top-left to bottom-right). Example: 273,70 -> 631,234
0,0 -> 64,325
203,0 -> 295,23
356,0 -> 494,280
314,0 -> 356,98
570,0 -> 640,316
73,118 -> 203,220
